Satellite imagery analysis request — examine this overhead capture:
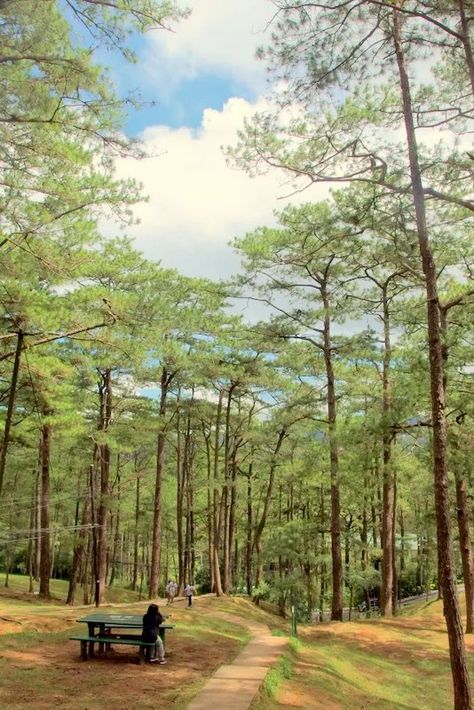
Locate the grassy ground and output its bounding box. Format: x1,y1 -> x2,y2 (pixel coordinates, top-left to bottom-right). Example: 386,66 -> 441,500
251,597 -> 474,710
0,573 -> 143,605
3,574 -> 472,709
0,579 -> 263,709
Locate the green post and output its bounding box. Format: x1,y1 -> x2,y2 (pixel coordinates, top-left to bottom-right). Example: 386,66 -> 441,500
291,605 -> 297,637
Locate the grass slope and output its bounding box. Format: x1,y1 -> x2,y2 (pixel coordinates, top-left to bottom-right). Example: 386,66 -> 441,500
252,597 -> 474,710
0,573 -> 143,605
0,582 -> 267,709
4,574 -> 470,709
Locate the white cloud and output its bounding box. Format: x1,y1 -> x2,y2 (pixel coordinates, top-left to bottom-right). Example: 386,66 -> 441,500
114,96 -> 330,279
144,0 -> 275,93
111,100 -> 466,290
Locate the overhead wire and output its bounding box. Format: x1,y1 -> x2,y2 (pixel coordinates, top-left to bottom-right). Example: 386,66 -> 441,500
0,522 -> 105,547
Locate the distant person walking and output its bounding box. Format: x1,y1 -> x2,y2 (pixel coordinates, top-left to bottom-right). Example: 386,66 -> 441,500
184,583 -> 196,607
166,579 -> 177,605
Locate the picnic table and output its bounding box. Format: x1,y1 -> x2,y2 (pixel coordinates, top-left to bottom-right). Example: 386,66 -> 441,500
70,613 -> 174,663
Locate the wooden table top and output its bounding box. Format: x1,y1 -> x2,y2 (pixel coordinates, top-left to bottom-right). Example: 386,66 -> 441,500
77,613 -> 172,628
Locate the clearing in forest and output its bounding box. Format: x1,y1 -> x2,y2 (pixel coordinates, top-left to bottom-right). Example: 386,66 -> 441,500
0,587 -> 283,710
1,581 -> 473,710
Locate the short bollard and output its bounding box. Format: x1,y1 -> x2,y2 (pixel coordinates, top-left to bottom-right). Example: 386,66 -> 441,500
291,605 -> 297,637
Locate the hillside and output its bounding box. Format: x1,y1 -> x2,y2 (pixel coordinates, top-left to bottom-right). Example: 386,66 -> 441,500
1,576 -> 473,709
253,597 -> 474,710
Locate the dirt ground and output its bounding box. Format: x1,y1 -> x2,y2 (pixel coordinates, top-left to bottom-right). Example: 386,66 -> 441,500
0,635 -> 239,709
0,596 -> 253,710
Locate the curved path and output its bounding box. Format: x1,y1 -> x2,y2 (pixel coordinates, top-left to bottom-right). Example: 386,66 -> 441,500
186,612 -> 288,710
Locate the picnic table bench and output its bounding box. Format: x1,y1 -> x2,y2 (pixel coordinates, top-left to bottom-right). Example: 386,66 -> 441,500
70,613 -> 174,664
69,633 -> 157,663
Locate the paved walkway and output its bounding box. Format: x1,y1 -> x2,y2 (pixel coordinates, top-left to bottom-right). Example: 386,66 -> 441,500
186,613 -> 288,710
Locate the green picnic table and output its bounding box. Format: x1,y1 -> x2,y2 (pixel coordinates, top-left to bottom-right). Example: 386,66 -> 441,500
70,613 -> 174,663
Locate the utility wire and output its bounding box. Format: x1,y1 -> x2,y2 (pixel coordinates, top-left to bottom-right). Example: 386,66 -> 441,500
0,522 -> 105,546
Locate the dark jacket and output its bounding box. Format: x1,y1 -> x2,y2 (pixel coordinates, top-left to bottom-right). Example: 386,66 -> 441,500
142,610 -> 164,642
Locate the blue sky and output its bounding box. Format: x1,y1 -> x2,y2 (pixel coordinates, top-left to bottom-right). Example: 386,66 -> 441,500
123,72 -> 256,134
101,28 -> 262,136
106,24 -> 260,136
106,0 -> 271,135
91,1 -> 331,285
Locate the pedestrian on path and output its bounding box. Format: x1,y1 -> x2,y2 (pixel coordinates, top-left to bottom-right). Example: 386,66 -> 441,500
166,579 -> 177,605
184,583 -> 196,607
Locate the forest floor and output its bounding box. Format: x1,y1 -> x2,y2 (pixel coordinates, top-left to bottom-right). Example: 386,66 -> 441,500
0,575 -> 286,709
1,576 -> 474,709
251,595 -> 474,710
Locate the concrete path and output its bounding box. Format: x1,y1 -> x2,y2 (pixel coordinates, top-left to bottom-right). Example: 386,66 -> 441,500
186,613 -> 288,710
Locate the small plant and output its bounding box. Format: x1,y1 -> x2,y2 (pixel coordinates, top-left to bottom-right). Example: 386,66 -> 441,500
252,580 -> 270,602
264,651 -> 293,698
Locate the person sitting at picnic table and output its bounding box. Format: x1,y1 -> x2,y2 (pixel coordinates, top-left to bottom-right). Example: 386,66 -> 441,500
184,583 -> 196,607
166,579 -> 177,605
142,603 -> 166,664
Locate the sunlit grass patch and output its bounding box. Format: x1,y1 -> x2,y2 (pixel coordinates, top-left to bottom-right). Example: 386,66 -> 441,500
177,617 -> 250,644
0,573 -> 143,606
209,595 -> 288,631
264,649 -> 293,697
305,640 -> 424,706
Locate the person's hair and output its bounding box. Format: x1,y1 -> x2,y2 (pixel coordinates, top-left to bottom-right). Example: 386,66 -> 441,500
146,603 -> 159,616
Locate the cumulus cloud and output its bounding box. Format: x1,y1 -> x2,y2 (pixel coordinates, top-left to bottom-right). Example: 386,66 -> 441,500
112,101 -> 462,287
144,0 -> 275,94
114,96 -> 330,279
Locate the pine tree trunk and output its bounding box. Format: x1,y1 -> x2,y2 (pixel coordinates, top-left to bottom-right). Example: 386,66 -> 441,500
4,470 -> 18,589
132,468 -> 140,591
34,458 -> 41,581
254,429 -> 286,594
392,8 -> 471,707
67,474 -> 90,606
320,485 -> 326,622
392,473 -> 398,613
459,0 -> 474,95
228,443 -> 239,590
82,530 -> 91,606
184,409 -> 195,587
39,418 -> 51,598
371,476 -> 378,549
184,496 -> 190,585
108,463 -> 121,587
203,424 -> 215,593
27,479 -> 35,593
97,369 -> 112,605
455,459 -> 474,634
440,302 -> 474,634
223,384 -> 236,593
399,508 -> 405,573
176,407 -> 186,593
213,390 -> 224,596
381,286 -> 394,617
0,329 -> 23,498
277,484 -> 286,617
322,283 -> 343,621
246,463 -> 253,596
361,468 -> 369,570
149,367 -> 173,598
89,459 -> 100,607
